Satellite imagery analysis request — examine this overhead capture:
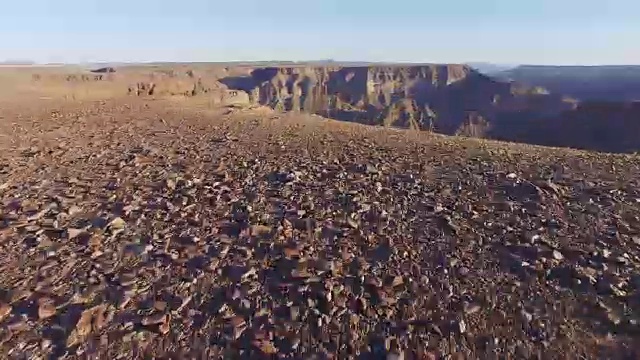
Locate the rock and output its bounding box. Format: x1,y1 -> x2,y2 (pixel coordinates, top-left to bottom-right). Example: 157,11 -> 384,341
154,301 -> 168,312
464,303 -> 481,315
365,164 -> 379,174
25,225 -> 40,233
67,228 -> 86,240
552,250 -> 564,260
141,313 -> 168,326
254,340 -> 278,354
108,217 -> 126,230
251,224 -> 272,237
68,205 -> 82,215
37,298 -> 57,320
165,178 -> 177,190
290,306 -> 300,321
241,267 -> 257,281
606,311 -> 622,325
421,351 -> 438,360
391,275 -> 404,287
529,234 -> 541,244
229,316 -> 247,340
520,309 -> 533,323
347,216 -> 359,229
458,267 -> 470,277
458,319 -> 467,333
67,306 -> 96,346
429,324 -> 443,337
159,320 -> 171,335
0,302 -> 11,322
283,247 -> 300,259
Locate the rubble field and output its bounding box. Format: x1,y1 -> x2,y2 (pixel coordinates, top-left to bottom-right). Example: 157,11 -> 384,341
1,99 -> 639,359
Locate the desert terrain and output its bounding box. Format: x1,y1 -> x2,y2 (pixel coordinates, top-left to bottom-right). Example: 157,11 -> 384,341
1,64 -> 640,359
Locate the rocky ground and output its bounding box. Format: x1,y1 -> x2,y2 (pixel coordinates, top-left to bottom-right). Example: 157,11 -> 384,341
1,99 -> 640,359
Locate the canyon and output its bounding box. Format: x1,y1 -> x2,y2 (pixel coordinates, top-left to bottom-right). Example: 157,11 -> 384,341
220,63 -> 640,153
222,64 -> 577,136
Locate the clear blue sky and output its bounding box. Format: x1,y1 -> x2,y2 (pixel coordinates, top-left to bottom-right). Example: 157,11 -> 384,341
2,0 -> 639,65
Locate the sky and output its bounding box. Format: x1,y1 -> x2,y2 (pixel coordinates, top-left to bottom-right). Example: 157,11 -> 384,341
1,0 -> 639,65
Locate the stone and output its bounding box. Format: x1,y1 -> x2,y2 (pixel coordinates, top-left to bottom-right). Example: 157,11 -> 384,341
552,250 -> 564,260
109,217 -> 126,230
37,298 -> 57,320
0,302 -> 11,322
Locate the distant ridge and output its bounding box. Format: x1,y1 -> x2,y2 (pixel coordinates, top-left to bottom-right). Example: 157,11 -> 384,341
495,65 -> 640,101
466,62 -> 518,75
0,59 -> 36,66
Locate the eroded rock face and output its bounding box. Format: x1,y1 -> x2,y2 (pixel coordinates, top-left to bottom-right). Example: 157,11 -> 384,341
224,64 -> 576,135
489,101 -> 640,153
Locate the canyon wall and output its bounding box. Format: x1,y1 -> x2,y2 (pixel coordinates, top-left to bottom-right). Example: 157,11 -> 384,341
223,64 -> 577,136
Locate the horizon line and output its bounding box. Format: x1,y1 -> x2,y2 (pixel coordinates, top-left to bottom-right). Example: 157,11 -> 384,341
3,60 -> 640,67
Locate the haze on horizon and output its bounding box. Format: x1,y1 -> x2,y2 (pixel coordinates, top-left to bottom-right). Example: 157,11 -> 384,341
2,0 -> 639,66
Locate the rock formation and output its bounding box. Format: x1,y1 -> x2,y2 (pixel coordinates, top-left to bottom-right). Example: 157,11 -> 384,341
488,101 -> 640,153
223,64 -> 577,135
91,67 -> 116,74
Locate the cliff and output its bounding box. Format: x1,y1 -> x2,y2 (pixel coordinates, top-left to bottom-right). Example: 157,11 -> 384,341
488,101 -> 640,153
222,64 -> 576,135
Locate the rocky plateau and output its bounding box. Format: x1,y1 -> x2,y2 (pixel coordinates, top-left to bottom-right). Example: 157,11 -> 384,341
1,64 -> 640,359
